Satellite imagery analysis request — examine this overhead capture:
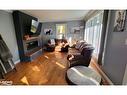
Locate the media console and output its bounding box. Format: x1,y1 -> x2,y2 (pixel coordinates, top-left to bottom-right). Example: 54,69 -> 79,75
13,11 -> 42,62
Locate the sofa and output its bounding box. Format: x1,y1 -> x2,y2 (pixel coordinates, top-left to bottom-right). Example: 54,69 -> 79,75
67,41 -> 94,67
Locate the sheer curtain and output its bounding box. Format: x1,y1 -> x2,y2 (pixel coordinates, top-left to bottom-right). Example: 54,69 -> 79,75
84,12 -> 103,58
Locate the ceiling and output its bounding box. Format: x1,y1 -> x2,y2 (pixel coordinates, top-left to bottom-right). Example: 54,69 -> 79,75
21,10 -> 90,22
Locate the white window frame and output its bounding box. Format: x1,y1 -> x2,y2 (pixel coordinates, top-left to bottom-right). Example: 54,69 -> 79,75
56,24 -> 67,39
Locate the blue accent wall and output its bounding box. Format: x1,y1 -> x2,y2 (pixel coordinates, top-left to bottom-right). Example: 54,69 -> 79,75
102,10 -> 127,84
41,20 -> 85,45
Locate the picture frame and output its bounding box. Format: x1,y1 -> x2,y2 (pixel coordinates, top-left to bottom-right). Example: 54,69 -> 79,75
44,28 -> 53,35
71,27 -> 80,34
113,10 -> 126,32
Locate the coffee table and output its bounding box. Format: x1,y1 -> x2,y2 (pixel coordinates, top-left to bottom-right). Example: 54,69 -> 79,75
66,66 -> 101,85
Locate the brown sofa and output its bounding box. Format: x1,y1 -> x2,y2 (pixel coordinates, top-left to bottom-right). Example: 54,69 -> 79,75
67,41 -> 94,67
68,41 -> 88,55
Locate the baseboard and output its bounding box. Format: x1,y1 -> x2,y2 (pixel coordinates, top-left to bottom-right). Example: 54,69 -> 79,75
94,63 -> 113,85
122,64 -> 127,85
92,58 -> 113,85
14,60 -> 20,64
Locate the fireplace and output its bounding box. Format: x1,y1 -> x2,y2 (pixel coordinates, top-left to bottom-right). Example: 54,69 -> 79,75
23,37 -> 40,53
26,41 -> 39,51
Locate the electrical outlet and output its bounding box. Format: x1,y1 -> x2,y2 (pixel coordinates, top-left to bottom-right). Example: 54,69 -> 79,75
125,39 -> 127,45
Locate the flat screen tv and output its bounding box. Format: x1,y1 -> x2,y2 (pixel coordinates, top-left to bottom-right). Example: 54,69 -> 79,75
30,20 -> 39,35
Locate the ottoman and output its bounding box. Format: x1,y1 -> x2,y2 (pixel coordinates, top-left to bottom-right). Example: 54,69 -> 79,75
66,66 -> 101,85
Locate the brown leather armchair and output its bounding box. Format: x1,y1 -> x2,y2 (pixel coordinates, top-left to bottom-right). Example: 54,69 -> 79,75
45,39 -> 55,52
61,43 -> 69,52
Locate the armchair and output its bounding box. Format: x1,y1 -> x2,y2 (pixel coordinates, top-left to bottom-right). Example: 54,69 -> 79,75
61,43 -> 69,52
45,39 -> 55,52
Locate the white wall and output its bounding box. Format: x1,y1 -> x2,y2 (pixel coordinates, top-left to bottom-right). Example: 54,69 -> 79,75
0,10 -> 20,63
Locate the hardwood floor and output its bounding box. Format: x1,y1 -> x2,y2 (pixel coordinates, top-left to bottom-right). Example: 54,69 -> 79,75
4,50 -> 108,85
5,51 -> 68,85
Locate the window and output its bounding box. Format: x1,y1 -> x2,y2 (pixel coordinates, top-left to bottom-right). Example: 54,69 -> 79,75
56,24 -> 66,39
84,12 -> 103,58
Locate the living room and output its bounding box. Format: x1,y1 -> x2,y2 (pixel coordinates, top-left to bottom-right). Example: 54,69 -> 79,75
0,10 -> 127,86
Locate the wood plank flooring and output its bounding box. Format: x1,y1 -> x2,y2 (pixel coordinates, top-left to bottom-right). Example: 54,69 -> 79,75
4,51 -> 108,85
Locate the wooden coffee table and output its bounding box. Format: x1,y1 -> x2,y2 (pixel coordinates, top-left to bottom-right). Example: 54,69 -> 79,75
66,66 -> 101,85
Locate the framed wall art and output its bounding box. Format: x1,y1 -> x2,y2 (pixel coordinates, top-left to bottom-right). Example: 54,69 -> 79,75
44,28 -> 53,35
113,10 -> 126,32
71,27 -> 80,34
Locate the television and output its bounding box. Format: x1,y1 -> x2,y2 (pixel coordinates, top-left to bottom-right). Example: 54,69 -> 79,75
30,20 -> 39,35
